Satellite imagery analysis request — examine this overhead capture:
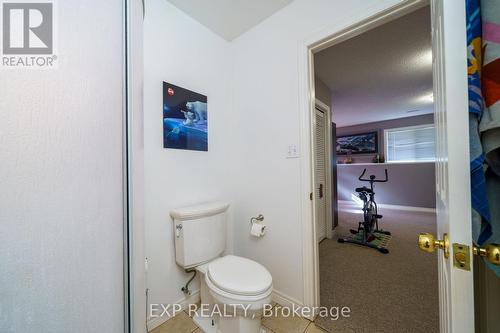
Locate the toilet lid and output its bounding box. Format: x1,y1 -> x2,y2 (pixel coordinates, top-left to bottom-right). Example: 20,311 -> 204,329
207,255 -> 272,296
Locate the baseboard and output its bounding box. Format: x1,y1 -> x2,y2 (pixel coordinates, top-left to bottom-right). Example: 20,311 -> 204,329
147,290 -> 201,331
272,289 -> 304,309
377,203 -> 436,213
338,200 -> 436,213
337,199 -> 356,205
271,289 -> 317,321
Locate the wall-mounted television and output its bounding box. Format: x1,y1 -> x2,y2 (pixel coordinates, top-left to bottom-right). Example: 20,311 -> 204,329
336,131 -> 378,155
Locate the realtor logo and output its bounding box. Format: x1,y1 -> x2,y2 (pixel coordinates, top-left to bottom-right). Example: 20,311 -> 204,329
1,1 -> 57,68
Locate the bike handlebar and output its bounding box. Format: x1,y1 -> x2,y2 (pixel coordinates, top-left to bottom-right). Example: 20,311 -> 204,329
358,168 -> 388,182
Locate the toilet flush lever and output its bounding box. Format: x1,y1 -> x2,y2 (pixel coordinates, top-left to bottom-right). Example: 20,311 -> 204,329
175,224 -> 183,238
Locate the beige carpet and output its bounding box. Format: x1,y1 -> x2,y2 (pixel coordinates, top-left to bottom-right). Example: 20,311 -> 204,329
314,206 -> 439,333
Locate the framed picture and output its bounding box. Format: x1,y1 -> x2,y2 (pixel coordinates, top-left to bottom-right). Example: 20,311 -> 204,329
336,131 -> 378,155
163,82 -> 208,151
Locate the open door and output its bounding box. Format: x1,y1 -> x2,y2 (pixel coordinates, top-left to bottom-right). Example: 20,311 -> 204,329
421,1 -> 474,331
426,1 -> 500,331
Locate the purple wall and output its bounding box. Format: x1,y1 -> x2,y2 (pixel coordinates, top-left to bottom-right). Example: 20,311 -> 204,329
335,114 -> 436,208
337,163 -> 436,208
336,114 -> 434,163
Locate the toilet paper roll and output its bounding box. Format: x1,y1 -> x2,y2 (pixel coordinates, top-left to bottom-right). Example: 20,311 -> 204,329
250,222 -> 266,237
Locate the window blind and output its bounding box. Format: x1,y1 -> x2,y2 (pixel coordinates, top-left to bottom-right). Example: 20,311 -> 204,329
385,124 -> 436,162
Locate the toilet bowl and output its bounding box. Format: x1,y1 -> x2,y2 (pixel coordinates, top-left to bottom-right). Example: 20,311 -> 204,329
171,202 -> 273,333
194,255 -> 272,333
206,255 -> 273,310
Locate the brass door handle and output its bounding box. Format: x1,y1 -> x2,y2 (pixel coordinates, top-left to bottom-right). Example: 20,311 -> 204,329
418,233 -> 449,259
419,233 -> 500,269
473,243 -> 500,266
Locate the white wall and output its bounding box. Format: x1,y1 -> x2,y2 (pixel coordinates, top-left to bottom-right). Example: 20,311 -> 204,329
143,0 -> 417,311
143,0 -> 233,323
229,0 -> 403,304
0,1 -> 125,332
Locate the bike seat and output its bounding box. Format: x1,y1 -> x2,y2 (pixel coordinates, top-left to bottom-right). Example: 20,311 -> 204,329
355,186 -> 373,194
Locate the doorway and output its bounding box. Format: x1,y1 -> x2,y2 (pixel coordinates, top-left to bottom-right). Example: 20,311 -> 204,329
300,1 -> 486,332
312,5 -> 439,332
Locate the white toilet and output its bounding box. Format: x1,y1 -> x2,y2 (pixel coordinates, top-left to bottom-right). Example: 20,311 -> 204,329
171,202 -> 273,333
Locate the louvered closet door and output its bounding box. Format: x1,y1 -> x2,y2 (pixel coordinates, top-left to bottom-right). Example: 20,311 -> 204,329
314,108 -> 327,242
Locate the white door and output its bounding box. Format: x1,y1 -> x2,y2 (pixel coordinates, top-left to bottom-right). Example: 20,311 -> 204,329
0,1 -> 126,331
314,108 -> 327,242
430,1 -> 474,331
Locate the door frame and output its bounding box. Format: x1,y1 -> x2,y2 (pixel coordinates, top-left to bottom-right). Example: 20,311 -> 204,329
297,0 -> 431,314
314,99 -> 333,241
125,0 -> 146,332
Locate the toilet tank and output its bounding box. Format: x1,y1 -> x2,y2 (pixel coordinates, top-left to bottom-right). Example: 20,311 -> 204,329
170,202 -> 229,269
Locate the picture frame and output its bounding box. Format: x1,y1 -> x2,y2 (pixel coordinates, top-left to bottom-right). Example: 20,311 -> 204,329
336,131 -> 378,155
163,82 -> 208,151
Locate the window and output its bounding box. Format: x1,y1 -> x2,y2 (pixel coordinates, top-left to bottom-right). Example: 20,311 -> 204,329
384,124 -> 436,163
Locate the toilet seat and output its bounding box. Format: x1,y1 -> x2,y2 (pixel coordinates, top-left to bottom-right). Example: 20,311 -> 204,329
206,255 -> 273,298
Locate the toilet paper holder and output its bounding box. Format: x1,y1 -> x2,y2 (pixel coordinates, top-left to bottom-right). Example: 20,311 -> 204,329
250,214 -> 264,225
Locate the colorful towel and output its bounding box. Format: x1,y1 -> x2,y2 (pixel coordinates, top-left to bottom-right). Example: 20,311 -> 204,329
467,0 -> 500,277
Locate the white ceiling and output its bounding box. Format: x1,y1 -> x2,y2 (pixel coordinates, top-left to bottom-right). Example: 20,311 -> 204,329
314,6 -> 433,127
167,0 -> 294,41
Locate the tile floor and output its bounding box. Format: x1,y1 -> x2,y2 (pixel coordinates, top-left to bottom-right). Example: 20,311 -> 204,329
150,303 -> 328,333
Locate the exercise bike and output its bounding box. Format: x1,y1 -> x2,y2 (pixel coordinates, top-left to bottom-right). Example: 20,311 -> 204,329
338,168 -> 391,254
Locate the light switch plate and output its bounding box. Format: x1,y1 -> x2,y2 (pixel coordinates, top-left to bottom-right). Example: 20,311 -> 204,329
286,144 -> 300,158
